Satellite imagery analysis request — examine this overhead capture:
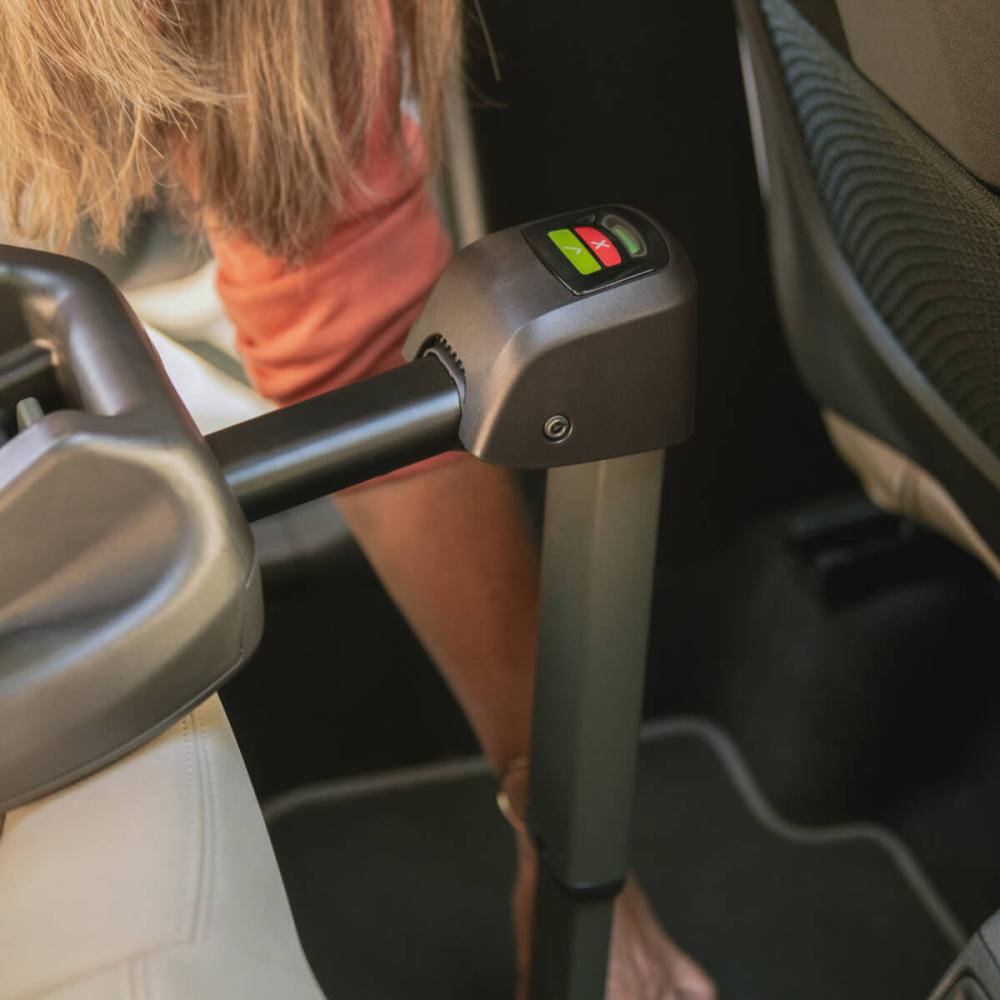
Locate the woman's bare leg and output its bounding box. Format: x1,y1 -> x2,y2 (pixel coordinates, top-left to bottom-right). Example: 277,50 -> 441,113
337,457 -> 538,775
337,456 -> 714,999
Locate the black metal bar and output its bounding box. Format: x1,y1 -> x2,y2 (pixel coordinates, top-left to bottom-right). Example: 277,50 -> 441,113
205,356 -> 463,522
528,450 -> 665,1000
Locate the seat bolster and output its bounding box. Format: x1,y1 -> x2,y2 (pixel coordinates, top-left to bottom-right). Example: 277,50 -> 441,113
824,409 -> 1000,580
0,695 -> 323,1000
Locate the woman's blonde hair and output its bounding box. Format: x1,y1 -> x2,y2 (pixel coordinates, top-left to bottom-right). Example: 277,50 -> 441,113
0,0 -> 460,258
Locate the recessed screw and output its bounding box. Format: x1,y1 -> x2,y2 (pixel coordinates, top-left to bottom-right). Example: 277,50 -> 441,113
543,414 -> 572,443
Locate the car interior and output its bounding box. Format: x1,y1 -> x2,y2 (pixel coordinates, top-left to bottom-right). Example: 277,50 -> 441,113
0,1 -> 998,998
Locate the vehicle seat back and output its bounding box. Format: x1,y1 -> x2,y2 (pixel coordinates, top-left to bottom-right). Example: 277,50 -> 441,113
735,0 -> 1000,567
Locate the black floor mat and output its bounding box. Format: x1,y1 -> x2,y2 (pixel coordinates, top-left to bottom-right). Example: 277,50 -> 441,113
224,501 -> 999,933
267,721 -> 961,1000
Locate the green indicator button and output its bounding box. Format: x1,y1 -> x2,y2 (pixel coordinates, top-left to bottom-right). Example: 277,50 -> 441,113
547,228 -> 601,275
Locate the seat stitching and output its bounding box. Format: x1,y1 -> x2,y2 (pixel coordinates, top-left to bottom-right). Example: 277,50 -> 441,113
10,944 -> 163,998
178,713 -> 202,947
190,705 -> 218,944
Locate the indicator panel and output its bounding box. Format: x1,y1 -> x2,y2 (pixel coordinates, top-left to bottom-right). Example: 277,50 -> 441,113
523,206 -> 669,295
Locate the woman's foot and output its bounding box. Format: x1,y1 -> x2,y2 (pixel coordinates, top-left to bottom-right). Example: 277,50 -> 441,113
511,832 -> 716,1000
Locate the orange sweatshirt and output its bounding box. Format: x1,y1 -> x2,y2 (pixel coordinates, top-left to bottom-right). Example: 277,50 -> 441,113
209,114 -> 451,409
205,20 -> 455,484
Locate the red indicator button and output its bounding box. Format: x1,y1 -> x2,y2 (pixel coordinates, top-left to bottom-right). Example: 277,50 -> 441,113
574,226 -> 622,268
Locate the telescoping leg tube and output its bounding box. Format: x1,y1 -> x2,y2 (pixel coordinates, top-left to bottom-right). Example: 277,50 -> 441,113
528,450 -> 666,1000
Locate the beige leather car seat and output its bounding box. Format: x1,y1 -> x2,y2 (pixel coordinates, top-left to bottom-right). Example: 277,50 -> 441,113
0,696 -> 323,1000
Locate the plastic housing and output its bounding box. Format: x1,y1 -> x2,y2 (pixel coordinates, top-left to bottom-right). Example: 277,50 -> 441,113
404,208 -> 697,469
0,246 -> 262,812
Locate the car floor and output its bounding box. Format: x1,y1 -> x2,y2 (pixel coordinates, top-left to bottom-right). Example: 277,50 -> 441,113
222,488 -> 1000,998
265,720 -> 961,1000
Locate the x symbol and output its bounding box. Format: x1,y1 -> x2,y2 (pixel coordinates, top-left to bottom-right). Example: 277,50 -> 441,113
590,239 -> 611,250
